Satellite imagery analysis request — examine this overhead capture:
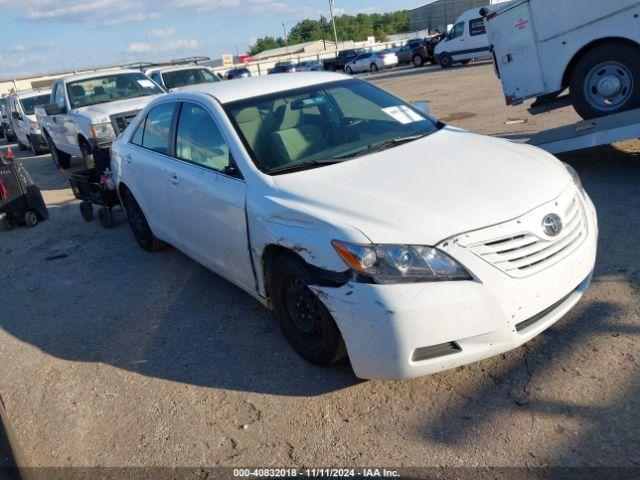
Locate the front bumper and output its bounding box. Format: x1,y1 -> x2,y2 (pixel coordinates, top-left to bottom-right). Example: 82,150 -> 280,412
312,189 -> 598,380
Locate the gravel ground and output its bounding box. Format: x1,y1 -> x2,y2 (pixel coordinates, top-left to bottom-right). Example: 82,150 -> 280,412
0,62 -> 638,470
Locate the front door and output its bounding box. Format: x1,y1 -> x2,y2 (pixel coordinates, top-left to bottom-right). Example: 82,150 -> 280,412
164,101 -> 254,290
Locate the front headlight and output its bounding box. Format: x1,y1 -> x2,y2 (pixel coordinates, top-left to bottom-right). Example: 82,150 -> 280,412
563,162 -> 583,192
89,123 -> 116,143
332,240 -> 471,283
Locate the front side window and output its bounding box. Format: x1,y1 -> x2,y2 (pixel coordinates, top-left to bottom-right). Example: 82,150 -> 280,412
162,68 -> 220,90
176,103 -> 230,172
450,22 -> 465,40
226,79 -> 439,175
19,94 -> 51,116
53,83 -> 66,109
141,102 -> 176,154
66,73 -> 163,109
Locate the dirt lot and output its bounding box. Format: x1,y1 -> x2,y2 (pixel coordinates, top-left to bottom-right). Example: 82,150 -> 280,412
1,62 -> 639,470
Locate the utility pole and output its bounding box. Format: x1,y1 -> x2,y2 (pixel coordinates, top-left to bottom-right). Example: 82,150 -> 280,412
282,23 -> 289,54
328,0 -> 339,52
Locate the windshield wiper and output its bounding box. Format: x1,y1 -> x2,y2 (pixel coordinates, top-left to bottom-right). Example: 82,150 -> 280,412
332,133 -> 429,160
268,159 -> 343,175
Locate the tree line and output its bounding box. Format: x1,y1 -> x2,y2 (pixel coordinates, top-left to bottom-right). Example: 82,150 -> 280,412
249,11 -> 411,56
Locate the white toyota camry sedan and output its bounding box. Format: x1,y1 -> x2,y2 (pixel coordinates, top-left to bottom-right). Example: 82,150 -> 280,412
110,72 -> 598,380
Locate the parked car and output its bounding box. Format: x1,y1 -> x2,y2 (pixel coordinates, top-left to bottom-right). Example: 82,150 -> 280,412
268,63 -> 297,74
145,65 -> 220,92
35,70 -> 164,169
110,72 -> 597,380
225,68 -> 251,80
297,60 -> 324,72
5,89 -> 51,155
396,38 -> 428,67
323,49 -> 361,71
345,51 -> 399,74
434,6 -> 491,68
484,0 -> 640,119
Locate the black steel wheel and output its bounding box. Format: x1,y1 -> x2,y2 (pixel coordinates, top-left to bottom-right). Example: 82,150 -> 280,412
98,207 -> 114,229
121,189 -> 163,251
79,202 -> 94,222
270,254 -> 347,366
24,211 -> 38,227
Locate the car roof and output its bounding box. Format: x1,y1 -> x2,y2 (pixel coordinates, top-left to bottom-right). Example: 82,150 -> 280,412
180,72 -> 347,103
61,69 -> 143,83
11,89 -> 52,99
146,65 -> 211,75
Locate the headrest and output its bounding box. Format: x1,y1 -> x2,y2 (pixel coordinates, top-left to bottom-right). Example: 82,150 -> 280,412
235,106 -> 259,124
69,85 -> 85,98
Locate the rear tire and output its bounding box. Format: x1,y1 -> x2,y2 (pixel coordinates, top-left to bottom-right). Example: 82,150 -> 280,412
24,210 -> 38,227
121,189 -> 163,252
45,132 -> 71,169
569,42 -> 640,120
270,253 -> 347,366
439,52 -> 453,69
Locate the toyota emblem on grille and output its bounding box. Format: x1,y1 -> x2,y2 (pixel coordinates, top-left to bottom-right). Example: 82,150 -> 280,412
542,214 -> 563,237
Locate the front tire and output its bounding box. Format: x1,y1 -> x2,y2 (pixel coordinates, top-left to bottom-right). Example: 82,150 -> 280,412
121,189 -> 163,252
569,42 -> 640,120
79,139 -> 95,170
345,66 -> 353,75
45,132 -> 71,169
412,55 -> 424,67
370,63 -> 379,72
28,136 -> 41,156
439,52 -> 453,69
270,253 -> 347,366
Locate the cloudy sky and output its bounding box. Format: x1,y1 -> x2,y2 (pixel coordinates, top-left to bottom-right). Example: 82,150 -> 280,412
0,0 -> 425,78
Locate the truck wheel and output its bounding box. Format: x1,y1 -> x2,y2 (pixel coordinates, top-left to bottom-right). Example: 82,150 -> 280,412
570,42 -> 640,119
28,136 -> 41,156
439,53 -> 453,69
79,202 -> 94,222
412,55 -> 424,67
121,189 -> 163,252
345,66 -> 353,75
269,253 -> 347,366
24,211 -> 38,227
79,139 -> 95,170
45,132 -> 71,170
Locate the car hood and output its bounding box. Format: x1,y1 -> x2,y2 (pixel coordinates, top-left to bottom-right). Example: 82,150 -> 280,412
271,127 -> 571,245
73,94 -> 163,122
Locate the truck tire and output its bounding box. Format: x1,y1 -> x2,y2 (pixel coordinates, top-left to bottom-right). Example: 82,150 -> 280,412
79,138 -> 95,170
412,55 -> 424,67
45,131 -> 71,170
28,136 -> 41,156
439,52 -> 453,69
569,42 -> 640,119
269,253 -> 347,366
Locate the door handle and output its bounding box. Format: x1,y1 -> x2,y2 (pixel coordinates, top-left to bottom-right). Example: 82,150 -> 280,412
166,172 -> 179,185
125,154 -> 132,164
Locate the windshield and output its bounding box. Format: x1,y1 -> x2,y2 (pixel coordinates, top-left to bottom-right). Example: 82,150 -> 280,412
162,68 -> 220,89
19,94 -> 50,116
225,79 -> 439,174
66,73 -> 163,109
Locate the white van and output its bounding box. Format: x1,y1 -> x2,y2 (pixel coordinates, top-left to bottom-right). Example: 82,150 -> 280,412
434,5 -> 495,68
6,89 -> 52,155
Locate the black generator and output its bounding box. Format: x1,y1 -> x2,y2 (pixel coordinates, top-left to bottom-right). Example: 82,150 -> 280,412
0,153 -> 48,229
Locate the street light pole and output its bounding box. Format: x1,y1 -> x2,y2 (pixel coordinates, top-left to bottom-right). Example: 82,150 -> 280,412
282,22 -> 289,54
328,0 -> 339,52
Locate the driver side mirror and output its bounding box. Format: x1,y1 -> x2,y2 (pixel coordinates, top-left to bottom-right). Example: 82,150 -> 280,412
44,103 -> 65,115
413,101 -> 431,116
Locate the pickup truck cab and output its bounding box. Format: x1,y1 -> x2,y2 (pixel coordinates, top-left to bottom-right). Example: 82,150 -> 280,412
145,65 -> 220,92
323,49 -> 361,71
434,6 -> 492,68
36,70 -> 164,169
6,89 -> 51,155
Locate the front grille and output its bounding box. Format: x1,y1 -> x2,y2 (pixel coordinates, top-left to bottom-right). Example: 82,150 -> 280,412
467,194 -> 587,278
110,110 -> 140,134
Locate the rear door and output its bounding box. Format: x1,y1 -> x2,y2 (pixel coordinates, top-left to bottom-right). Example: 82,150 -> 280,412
126,101 -> 181,245
164,101 -> 254,290
485,0 -> 546,103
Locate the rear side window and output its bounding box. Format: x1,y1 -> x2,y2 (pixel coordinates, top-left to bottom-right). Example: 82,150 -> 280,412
142,102 -> 176,154
176,103 -> 230,172
469,18 -> 486,36
131,117 -> 145,146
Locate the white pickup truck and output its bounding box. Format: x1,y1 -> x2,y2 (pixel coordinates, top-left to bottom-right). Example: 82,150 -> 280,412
36,70 -> 164,169
484,0 -> 640,119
